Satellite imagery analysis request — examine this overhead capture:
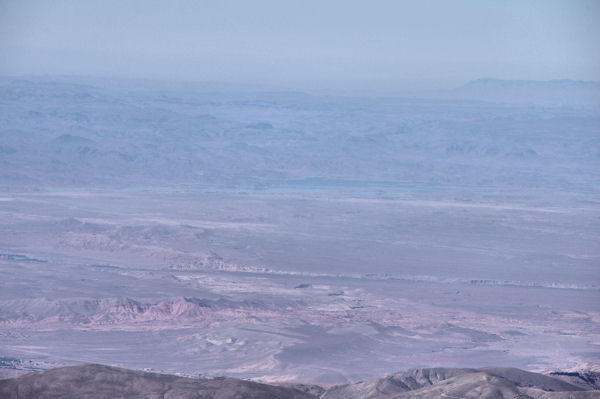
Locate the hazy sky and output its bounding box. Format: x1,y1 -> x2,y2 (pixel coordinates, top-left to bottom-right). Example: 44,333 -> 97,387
1,0 -> 599,92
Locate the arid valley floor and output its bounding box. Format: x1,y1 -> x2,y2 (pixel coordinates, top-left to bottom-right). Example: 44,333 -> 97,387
0,77 -> 598,387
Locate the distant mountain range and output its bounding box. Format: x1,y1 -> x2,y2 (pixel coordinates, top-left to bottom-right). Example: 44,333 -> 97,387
451,78 -> 600,106
1,364 -> 598,399
1,76 -> 598,191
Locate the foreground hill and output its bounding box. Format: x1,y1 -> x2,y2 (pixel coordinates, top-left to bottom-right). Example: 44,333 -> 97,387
1,364 -> 599,399
0,364 -> 315,399
319,367 -> 600,399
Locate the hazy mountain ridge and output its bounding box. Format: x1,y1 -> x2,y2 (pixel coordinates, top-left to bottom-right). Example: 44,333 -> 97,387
452,78 -> 600,106
1,77 -> 597,192
1,364 -> 598,399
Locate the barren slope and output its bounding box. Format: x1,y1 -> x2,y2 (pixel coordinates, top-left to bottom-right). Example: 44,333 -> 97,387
0,364 -> 316,399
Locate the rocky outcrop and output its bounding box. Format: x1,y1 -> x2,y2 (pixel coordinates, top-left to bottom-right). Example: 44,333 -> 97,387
548,370 -> 600,391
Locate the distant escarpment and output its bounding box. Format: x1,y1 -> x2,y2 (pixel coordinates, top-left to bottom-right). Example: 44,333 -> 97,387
1,364 -> 599,399
0,296 -> 290,330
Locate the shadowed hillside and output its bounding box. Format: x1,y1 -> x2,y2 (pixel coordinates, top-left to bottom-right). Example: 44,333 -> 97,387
0,364 -> 315,399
